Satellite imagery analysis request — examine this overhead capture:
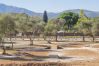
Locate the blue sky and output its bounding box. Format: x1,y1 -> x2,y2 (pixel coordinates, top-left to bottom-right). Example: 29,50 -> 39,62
0,0 -> 98,13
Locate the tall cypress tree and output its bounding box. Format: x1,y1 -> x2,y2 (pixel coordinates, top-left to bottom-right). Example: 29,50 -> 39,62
43,10 -> 48,23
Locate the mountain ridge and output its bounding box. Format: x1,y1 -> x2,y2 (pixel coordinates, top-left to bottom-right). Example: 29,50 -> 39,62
0,3 -> 99,18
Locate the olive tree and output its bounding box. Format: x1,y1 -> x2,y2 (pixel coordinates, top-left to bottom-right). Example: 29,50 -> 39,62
92,21 -> 99,42
44,19 -> 65,41
0,15 -> 16,54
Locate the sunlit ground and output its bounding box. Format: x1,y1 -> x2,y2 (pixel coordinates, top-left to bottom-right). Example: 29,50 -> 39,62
0,37 -> 99,66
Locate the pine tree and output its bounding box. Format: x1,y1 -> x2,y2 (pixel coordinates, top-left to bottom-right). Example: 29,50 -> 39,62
43,11 -> 48,23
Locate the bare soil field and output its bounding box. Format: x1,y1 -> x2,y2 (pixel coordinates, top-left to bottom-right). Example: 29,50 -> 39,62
0,38 -> 99,66
64,49 -> 99,57
92,44 -> 99,48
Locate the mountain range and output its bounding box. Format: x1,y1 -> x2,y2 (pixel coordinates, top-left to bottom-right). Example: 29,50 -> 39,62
0,3 -> 99,18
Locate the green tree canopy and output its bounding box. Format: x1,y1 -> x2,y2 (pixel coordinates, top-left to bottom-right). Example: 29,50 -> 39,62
59,12 -> 79,30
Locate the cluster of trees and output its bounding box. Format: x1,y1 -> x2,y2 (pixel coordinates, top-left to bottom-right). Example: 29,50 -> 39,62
74,10 -> 99,42
0,13 -> 45,54
44,10 -> 99,42
0,10 -> 99,54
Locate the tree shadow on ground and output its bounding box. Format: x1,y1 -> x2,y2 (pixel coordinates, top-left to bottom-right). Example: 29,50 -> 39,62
2,42 -> 16,44
59,56 -> 73,59
16,47 -> 56,52
0,53 -> 45,61
0,57 -> 33,61
16,52 -> 49,58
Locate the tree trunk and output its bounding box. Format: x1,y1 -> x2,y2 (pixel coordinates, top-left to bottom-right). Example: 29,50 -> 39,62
14,34 -> 17,40
30,36 -> 33,46
10,36 -> 14,49
92,36 -> 95,42
1,39 -> 6,54
55,34 -> 58,42
2,45 -> 6,55
11,39 -> 14,49
43,36 -> 46,40
83,35 -> 85,42
10,36 -> 11,41
22,36 -> 25,40
21,32 -> 24,40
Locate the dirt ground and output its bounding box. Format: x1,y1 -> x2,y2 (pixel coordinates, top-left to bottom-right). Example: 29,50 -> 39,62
0,37 -> 99,66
